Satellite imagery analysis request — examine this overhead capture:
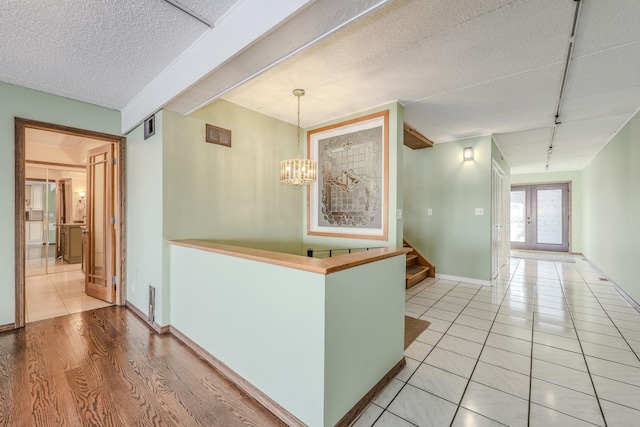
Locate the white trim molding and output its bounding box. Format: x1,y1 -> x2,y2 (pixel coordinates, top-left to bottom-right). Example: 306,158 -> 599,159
435,273 -> 491,287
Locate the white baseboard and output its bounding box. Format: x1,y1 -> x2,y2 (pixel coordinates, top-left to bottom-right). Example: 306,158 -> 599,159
435,273 -> 492,287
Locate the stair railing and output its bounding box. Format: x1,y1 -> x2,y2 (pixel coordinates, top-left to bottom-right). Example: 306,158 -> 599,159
307,246 -> 386,258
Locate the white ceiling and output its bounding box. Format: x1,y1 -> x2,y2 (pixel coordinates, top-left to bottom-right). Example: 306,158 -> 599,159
26,128 -> 107,165
2,0 -> 639,175
27,128 -> 94,150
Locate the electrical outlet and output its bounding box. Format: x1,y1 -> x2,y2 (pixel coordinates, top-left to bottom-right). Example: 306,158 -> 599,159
475,208 -> 484,216
397,209 -> 403,220
427,209 -> 432,216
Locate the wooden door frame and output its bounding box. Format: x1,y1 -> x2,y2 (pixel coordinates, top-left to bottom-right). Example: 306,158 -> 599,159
15,118 -> 126,328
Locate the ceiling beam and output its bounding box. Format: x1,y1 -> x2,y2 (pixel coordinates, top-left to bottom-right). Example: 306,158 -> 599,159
121,0 -> 313,134
404,124 -> 434,149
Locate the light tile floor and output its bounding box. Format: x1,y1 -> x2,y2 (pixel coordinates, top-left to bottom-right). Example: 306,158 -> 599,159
353,255 -> 640,426
26,260 -> 111,322
25,245 -> 81,277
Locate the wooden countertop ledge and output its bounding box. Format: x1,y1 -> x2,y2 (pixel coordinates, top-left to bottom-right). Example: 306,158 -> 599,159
169,239 -> 411,275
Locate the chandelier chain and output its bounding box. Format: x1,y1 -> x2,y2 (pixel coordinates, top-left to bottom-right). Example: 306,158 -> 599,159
297,91 -> 301,157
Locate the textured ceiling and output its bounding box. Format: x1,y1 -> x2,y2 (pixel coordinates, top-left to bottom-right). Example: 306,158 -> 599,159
0,0 -> 222,109
212,0 -> 640,174
2,0 -> 639,175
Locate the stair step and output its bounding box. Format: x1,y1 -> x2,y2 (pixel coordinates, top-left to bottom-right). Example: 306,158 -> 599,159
406,254 -> 418,266
406,265 -> 426,276
406,265 -> 429,289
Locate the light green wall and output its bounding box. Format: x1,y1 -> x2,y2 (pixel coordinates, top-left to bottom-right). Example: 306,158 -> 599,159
324,255 -> 404,426
168,100 -> 304,254
511,170 -> 583,253
583,111 -> 640,303
169,244 -> 405,427
169,244 -> 326,426
403,136 -> 493,282
0,81 -> 120,326
125,111 -> 166,324
303,102 -> 404,252
125,100 -> 305,325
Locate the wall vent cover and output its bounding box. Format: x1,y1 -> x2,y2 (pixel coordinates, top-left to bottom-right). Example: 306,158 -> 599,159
206,124 -> 231,147
144,115 -> 155,140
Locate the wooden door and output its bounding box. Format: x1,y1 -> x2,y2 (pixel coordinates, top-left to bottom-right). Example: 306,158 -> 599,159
85,144 -> 115,303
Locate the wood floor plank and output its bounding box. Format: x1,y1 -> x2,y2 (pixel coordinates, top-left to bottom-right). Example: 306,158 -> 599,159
0,307 -> 285,427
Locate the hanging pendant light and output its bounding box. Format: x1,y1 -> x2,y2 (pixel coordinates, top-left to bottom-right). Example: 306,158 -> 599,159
280,89 -> 317,186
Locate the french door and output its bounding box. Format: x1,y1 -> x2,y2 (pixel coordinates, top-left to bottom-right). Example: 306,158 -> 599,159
85,144 -> 116,303
510,183 -> 569,252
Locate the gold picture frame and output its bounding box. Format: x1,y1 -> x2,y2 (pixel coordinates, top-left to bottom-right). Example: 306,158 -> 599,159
307,110 -> 389,240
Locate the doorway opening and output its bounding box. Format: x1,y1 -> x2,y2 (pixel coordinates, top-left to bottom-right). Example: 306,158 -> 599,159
510,182 -> 570,252
15,118 -> 126,328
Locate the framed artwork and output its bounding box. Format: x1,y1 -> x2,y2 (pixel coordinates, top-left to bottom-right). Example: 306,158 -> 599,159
307,110 -> 389,240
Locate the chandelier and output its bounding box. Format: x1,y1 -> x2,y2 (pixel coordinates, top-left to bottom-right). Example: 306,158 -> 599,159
280,89 -> 317,186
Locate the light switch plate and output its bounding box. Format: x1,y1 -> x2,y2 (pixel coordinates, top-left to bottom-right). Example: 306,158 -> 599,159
427,209 -> 432,216
397,209 -> 403,220
475,208 -> 484,215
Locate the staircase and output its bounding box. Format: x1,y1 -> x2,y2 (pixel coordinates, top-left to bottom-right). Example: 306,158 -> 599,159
404,239 -> 435,289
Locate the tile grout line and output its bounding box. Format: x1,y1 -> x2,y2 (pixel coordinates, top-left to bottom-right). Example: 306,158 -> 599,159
448,258 -> 521,427
391,278 -> 494,426
554,261 -> 609,427
580,256 -> 640,315
510,260 -> 608,426
369,277 -> 469,427
580,281 -> 640,365
527,259 -> 535,427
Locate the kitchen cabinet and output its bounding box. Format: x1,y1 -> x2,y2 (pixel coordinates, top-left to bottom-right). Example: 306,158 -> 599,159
26,221 -> 44,243
30,185 -> 43,210
61,224 -> 83,264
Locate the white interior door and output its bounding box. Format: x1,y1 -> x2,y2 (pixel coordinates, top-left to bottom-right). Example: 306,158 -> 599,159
492,162 -> 509,280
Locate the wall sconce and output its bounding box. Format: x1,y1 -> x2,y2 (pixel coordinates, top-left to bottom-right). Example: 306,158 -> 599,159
77,192 -> 86,222
463,146 -> 474,161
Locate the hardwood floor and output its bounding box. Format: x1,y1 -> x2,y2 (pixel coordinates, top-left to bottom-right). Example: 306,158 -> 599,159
0,306 -> 285,427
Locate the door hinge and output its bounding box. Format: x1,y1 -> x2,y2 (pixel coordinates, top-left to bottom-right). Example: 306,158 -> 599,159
112,157 -> 117,165
111,216 -> 117,224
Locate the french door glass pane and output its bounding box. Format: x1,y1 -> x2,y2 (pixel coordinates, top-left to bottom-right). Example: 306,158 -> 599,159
510,190 -> 526,242
536,189 -> 563,244
91,157 -> 106,283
